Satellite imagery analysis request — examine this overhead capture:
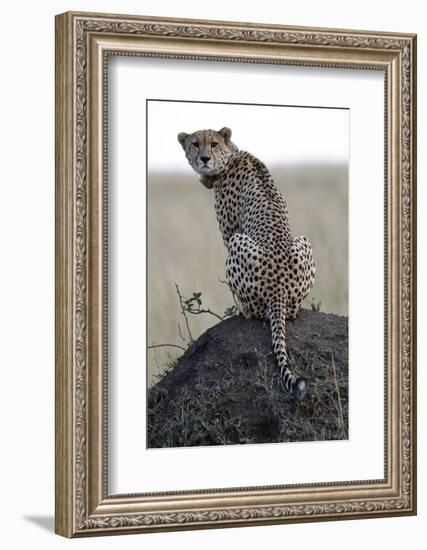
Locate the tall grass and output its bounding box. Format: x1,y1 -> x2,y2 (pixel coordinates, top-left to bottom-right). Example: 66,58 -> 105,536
147,164 -> 348,385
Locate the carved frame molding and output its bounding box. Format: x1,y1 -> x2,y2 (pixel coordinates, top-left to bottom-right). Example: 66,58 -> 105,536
55,11 -> 416,537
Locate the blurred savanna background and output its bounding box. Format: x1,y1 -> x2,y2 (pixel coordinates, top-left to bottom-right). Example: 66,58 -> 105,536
147,100 -> 348,386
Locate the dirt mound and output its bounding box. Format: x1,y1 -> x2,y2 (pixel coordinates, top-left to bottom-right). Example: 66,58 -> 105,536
148,309 -> 348,448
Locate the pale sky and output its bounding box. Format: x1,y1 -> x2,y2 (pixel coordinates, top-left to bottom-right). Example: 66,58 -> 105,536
147,99 -> 349,172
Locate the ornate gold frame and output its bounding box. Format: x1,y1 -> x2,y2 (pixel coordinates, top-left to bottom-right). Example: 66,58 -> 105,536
55,11 -> 417,538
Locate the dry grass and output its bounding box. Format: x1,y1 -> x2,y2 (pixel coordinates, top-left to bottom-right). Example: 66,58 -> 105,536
147,164 -> 348,385
147,348 -> 349,447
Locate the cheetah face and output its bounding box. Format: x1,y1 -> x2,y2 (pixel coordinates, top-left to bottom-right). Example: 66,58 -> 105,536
178,127 -> 238,177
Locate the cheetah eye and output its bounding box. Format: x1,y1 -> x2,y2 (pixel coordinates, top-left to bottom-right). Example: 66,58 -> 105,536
192,142 -> 199,148
211,142 -> 218,148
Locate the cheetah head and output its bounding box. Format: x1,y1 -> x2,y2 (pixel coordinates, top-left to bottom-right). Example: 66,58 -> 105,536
178,127 -> 238,181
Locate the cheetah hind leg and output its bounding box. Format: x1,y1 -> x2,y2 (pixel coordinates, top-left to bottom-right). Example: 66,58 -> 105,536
268,296 -> 308,399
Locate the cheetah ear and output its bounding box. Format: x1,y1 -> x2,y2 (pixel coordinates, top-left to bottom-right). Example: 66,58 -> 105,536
178,132 -> 189,148
218,127 -> 232,143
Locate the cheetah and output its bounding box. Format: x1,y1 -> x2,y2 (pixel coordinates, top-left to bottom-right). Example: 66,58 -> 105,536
178,127 -> 315,399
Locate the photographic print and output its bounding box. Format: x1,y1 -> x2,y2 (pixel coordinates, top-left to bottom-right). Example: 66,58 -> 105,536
147,99 -> 349,448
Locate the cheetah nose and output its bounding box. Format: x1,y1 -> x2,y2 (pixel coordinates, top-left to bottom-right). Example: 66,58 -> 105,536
200,156 -> 211,164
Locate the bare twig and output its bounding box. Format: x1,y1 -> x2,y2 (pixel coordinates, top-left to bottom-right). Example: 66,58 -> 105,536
331,352 -> 347,439
303,296 -> 321,312
148,343 -> 186,352
230,290 -> 239,310
152,346 -> 161,376
187,308 -> 223,322
175,283 -> 194,343
177,322 -> 187,343
218,276 -> 239,309
149,284 -> 229,379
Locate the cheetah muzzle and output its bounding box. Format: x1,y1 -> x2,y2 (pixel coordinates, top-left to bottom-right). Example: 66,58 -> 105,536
178,127 -> 315,399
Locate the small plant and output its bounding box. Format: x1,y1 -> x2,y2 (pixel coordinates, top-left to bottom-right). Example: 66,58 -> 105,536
183,291 -> 202,311
148,283 -> 236,362
309,297 -> 322,312
180,289 -> 223,322
223,305 -> 237,318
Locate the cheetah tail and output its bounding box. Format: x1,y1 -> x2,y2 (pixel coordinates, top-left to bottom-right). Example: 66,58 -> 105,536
268,298 -> 308,400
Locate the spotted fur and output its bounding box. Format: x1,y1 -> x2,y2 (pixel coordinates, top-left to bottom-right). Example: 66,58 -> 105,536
178,127 -> 315,399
